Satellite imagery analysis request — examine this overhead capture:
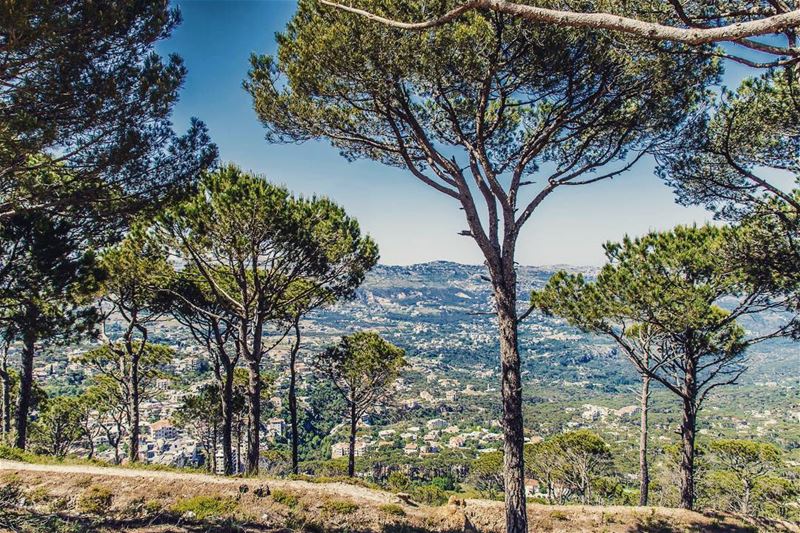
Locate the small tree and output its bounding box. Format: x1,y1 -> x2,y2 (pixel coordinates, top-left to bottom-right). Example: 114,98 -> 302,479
471,450 -> 504,499
531,225 -> 790,509
706,439 -> 783,516
74,393 -> 102,460
81,381 -> 127,464
524,440 -> 561,501
550,431 -> 613,505
96,228 -> 173,462
173,384 -> 225,473
80,342 -> 172,461
30,396 -> 86,458
284,277 -> 378,475
162,270 -> 241,474
314,332 -> 405,477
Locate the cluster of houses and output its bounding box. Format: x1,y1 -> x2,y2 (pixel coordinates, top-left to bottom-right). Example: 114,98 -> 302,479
329,418 -> 508,460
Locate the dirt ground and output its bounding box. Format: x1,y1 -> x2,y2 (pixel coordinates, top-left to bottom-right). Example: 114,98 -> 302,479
0,460 -> 795,532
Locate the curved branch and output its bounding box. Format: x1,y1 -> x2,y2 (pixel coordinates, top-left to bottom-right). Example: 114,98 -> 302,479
319,0 -> 800,47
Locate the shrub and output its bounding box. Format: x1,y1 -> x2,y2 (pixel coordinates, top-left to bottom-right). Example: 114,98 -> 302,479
322,498 -> 358,515
47,496 -> 71,514
379,503 -> 406,516
430,476 -> 457,492
171,495 -> 237,521
410,484 -> 448,506
271,489 -> 299,508
76,485 -> 113,515
316,458 -> 349,477
27,486 -> 51,504
387,471 -> 410,492
0,445 -> 31,462
74,476 -> 93,488
0,476 -> 22,505
144,499 -> 163,515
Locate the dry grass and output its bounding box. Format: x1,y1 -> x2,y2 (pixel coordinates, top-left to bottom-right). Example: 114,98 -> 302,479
0,461 -> 795,532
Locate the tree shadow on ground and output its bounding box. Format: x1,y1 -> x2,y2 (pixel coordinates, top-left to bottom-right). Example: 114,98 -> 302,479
627,510 -> 761,533
0,507 -> 282,533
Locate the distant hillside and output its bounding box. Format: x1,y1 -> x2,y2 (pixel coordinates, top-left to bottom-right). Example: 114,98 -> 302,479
304,261 -> 797,388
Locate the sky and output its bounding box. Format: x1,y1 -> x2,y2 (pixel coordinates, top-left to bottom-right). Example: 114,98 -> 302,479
157,0 -> 754,267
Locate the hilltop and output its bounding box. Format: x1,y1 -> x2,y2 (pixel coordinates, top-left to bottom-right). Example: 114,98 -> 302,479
1,459 -> 788,533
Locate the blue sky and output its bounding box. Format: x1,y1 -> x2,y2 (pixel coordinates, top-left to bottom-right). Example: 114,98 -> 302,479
158,1 -> 752,266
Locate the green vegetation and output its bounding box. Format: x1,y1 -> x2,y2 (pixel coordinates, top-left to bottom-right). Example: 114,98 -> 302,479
76,485 -> 113,515
0,1 -> 216,233
314,332 -> 405,477
156,165 -> 378,475
321,498 -> 359,515
0,2 -> 797,531
171,495 -> 237,520
532,225 -> 792,510
379,503 -> 406,516
247,0 -> 720,528
271,489 -> 300,508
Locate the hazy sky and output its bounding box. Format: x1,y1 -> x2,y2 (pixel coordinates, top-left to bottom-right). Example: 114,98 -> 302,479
158,1 -> 754,266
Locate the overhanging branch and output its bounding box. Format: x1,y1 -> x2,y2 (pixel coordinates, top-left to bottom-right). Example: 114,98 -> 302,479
319,0 -> 800,47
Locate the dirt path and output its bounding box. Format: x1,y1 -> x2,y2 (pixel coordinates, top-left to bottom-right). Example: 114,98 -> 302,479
0,459 -> 396,505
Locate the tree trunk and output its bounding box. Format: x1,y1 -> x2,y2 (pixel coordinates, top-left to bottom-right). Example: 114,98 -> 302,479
742,479 -> 752,516
246,358 -> 262,475
14,327 -> 35,450
494,274 -> 528,533
679,399 -> 697,510
128,352 -> 140,463
220,370 -> 235,474
0,364 -> 10,439
85,427 -> 95,459
211,423 -> 218,473
639,374 -> 650,506
679,351 -> 698,511
289,325 -> 300,474
348,399 -> 357,477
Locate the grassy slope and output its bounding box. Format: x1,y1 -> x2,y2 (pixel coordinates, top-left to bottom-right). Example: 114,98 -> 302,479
1,461 -> 796,533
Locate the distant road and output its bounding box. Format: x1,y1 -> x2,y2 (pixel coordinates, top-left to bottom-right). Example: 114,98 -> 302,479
0,459 -> 395,504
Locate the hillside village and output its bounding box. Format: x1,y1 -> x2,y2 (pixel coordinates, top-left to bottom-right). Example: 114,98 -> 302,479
25,263 -> 799,478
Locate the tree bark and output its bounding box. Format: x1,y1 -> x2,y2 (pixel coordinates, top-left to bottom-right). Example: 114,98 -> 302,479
14,326 -> 35,450
639,374 -> 650,506
679,398 -> 697,510
348,399 -> 357,477
742,479 -> 752,516
289,322 -> 301,474
494,272 -> 528,533
0,361 -> 10,439
127,351 -> 140,463
246,358 -> 262,475
220,369 -> 235,474
679,351 -> 698,510
211,422 -> 218,473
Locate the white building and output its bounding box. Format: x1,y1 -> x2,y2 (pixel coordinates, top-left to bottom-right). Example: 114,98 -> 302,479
427,418 -> 447,430
151,419 -> 177,440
